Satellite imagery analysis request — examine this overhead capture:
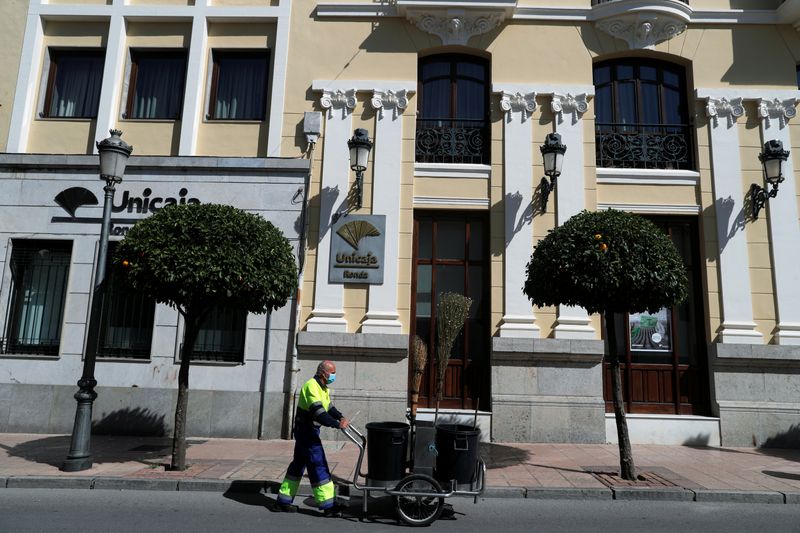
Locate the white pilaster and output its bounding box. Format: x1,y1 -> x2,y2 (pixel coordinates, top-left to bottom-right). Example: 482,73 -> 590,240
551,92 -> 595,340
178,14 -> 209,155
758,96 -> 800,345
6,13 -> 44,152
306,88 -> 356,332
362,89 -> 412,334
93,14 -> 127,149
266,14 -> 291,156
495,88 -> 539,337
701,92 -> 762,343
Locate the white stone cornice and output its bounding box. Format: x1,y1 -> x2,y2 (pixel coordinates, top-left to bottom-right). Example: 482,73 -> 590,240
406,9 -> 505,46
370,89 -> 409,119
499,91 -> 537,121
758,98 -> 798,128
320,89 -> 357,119
595,13 -> 687,50
551,93 -> 589,124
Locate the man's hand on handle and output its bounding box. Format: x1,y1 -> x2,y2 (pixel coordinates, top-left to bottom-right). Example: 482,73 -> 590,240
339,417 -> 350,429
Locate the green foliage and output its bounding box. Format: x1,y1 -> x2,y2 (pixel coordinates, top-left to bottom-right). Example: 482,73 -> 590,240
524,209 -> 687,315
114,203 -> 297,315
435,292 -> 472,400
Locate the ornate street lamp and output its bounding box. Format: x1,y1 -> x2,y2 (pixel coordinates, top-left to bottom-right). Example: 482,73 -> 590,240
347,128 -> 373,209
63,130 -> 132,472
540,132 -> 566,212
751,139 -> 789,220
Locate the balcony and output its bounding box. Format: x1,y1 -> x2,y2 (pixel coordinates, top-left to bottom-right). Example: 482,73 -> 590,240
592,0 -> 688,4
415,118 -> 490,165
595,123 -> 694,170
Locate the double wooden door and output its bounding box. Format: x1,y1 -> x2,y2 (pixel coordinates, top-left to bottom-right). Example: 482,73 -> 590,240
603,217 -> 709,415
410,212 -> 489,410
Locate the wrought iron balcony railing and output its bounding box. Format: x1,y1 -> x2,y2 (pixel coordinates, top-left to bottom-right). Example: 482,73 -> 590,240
595,123 -> 694,170
415,118 -> 490,165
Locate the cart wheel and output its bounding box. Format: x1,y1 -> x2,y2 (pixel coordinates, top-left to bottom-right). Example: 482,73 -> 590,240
394,474 -> 444,527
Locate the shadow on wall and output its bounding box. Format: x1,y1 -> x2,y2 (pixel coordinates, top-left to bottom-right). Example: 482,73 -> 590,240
682,433 -> 711,447
92,407 -> 167,437
761,424 -> 800,450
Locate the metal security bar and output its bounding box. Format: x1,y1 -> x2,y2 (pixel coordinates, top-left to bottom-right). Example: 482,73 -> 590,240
595,123 -> 694,170
96,244 -> 156,359
415,118 -> 490,165
188,306 -> 247,363
2,240 -> 72,356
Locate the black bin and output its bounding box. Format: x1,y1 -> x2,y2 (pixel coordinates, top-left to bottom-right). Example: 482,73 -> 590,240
435,424 -> 480,484
365,421 -> 409,482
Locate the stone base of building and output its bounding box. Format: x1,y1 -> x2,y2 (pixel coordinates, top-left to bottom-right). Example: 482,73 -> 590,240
0,383 -> 264,439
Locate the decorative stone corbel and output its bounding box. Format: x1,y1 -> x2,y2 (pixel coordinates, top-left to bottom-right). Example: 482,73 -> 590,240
706,97 -> 745,129
499,91 -> 537,122
320,89 -> 357,119
758,98 -> 798,129
551,93 -> 589,125
371,89 -> 409,120
406,9 -> 505,46
596,14 -> 687,50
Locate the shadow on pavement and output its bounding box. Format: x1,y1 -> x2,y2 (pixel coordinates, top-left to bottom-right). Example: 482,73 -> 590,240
763,470 -> 800,481
479,442 -> 531,469
0,434 -> 177,468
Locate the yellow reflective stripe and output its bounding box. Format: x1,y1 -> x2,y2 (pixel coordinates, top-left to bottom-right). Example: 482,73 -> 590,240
313,480 -> 336,508
278,477 -> 300,503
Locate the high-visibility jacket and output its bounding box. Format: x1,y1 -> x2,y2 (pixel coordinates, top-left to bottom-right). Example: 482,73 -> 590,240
295,376 -> 343,429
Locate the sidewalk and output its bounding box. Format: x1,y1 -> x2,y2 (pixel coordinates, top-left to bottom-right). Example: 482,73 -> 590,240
1,432 -> 799,503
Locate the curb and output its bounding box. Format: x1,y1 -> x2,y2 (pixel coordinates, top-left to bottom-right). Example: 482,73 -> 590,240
1,476 -> 798,504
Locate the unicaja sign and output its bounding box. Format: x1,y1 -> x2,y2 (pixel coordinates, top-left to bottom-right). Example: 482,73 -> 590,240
329,215 -> 386,285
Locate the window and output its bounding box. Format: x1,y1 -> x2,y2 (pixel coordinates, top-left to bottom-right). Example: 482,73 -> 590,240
96,243 -> 156,359
209,50 -> 270,120
126,49 -> 188,120
189,306 -> 247,363
42,49 -> 104,118
416,54 -> 490,164
2,240 -> 72,356
593,58 -> 693,170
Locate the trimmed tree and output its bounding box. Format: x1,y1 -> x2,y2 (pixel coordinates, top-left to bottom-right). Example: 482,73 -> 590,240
115,203 -> 297,470
523,209 -> 687,480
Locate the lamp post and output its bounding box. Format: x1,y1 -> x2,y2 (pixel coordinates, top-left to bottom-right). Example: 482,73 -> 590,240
750,139 -> 789,220
347,128 -> 373,209
539,132 -> 566,212
63,130 -> 132,472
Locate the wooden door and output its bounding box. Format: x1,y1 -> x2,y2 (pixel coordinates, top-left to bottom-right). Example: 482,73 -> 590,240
410,212 -> 489,410
603,217 -> 709,415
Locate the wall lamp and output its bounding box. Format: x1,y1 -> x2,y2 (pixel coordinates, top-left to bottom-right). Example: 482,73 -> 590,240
540,132 -> 566,212
348,128 -> 373,209
751,139 -> 790,220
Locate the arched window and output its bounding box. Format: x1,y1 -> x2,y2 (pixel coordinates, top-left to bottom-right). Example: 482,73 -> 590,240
416,54 -> 490,164
594,59 -> 693,170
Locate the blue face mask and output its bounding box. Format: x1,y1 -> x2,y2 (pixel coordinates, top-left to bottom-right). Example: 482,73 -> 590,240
326,373 -> 336,385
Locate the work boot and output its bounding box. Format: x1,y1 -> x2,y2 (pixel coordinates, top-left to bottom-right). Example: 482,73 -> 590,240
322,503 -> 345,518
275,502 -> 298,513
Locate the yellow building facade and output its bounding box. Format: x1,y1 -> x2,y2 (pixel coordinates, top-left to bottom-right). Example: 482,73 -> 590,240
1,0 -> 799,446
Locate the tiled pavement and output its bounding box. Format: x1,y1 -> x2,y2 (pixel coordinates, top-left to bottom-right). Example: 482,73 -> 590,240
1,432 -> 800,502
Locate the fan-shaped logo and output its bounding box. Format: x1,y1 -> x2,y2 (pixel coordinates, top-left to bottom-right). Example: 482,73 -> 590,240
336,220 -> 381,250
54,187 -> 99,217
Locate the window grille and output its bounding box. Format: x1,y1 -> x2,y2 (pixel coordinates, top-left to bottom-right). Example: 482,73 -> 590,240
2,240 -> 72,356
188,306 -> 247,363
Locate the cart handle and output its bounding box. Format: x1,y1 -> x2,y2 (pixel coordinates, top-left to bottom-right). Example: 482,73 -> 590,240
339,424 -> 369,488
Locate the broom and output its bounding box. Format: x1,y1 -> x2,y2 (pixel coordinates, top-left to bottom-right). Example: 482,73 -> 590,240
410,335 -> 428,422
434,292 -> 472,424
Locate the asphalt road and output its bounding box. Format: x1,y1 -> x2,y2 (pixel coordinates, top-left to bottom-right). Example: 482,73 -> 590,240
1,489 -> 799,533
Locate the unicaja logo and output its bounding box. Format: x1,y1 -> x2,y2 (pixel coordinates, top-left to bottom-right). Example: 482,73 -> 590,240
335,220 -> 381,250
113,187 -> 200,214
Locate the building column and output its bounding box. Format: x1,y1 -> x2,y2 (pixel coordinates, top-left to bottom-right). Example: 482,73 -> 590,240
552,93 -> 595,340
178,11 -> 209,156
306,89 -> 356,332
496,88 -> 539,337
703,94 -> 762,343
362,89 -> 411,334
6,11 -> 44,153
758,96 -> 800,345
93,14 -> 128,149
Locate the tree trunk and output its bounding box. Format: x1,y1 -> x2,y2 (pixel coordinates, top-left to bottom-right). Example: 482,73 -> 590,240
605,310 -> 636,481
171,315 -> 200,471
